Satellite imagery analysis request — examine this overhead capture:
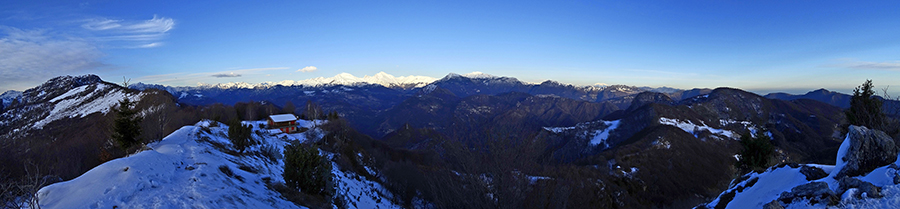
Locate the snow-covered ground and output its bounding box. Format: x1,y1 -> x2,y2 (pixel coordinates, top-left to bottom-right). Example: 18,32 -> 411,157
36,119 -> 399,209
658,117 -> 737,140
704,133 -> 900,209
543,119 -> 621,147
590,120 -> 620,146
34,83 -> 144,129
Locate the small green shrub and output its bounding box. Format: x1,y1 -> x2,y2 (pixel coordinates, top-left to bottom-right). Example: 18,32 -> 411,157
228,119 -> 253,154
283,141 -> 333,196
261,143 -> 282,162
738,132 -> 774,171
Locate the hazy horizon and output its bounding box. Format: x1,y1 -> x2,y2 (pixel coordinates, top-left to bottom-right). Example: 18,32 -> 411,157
2,1 -> 899,95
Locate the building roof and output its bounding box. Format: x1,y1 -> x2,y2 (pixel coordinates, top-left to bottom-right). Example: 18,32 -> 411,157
268,114 -> 297,123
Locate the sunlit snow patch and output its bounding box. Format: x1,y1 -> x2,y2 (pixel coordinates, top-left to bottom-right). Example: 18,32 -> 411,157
658,117 -> 736,140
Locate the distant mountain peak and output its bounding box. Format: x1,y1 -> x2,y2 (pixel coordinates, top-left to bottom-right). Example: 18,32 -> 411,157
461,71 -> 497,79
441,72 -> 502,80
42,74 -> 103,88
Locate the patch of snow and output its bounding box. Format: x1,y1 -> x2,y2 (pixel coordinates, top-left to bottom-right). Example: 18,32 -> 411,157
659,117 -> 737,140
719,119 -> 752,127
48,85 -> 90,103
34,84 -> 143,129
652,137 -> 672,149
527,175 -> 551,184
590,120 -> 620,146
829,134 -> 853,180
461,71 -> 498,79
422,84 -> 437,94
717,166 -> 809,209
543,126 -> 576,133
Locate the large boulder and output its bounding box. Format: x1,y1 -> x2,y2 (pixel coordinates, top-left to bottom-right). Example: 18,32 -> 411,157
835,125 -> 898,178
778,182 -> 838,205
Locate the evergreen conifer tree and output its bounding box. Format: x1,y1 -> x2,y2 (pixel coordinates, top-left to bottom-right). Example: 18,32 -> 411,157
738,132 -> 773,171
112,97 -> 142,150
846,80 -> 885,130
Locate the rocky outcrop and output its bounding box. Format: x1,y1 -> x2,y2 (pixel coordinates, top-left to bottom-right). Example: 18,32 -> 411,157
838,176 -> 882,198
836,126 -> 898,178
799,165 -> 828,181
762,200 -> 784,209
777,182 -> 838,205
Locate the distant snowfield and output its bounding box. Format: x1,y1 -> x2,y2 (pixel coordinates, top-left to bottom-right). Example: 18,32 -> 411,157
658,117 -> 737,140
34,83 -> 143,129
201,71 -> 440,89
543,119 -> 621,148
590,120 -> 620,146
37,120 -> 399,209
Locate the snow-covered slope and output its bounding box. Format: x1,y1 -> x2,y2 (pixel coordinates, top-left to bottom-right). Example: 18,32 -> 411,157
702,129 -> 900,209
37,120 -> 400,209
0,75 -> 146,138
34,83 -> 142,129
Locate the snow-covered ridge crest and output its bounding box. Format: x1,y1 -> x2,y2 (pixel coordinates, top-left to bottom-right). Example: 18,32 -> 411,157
33,83 -> 144,129
197,71 -> 439,89
36,120 -> 400,209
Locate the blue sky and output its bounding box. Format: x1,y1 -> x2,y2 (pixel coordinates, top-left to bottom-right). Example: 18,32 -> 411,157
2,1 -> 899,95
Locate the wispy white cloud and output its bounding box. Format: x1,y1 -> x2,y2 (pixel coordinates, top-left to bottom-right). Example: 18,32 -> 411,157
845,61 -> 900,70
135,42 -> 162,48
626,69 -> 699,76
0,26 -> 105,91
211,72 -> 241,78
81,15 -> 174,48
137,67 -> 289,84
81,18 -> 121,30
297,66 -> 317,72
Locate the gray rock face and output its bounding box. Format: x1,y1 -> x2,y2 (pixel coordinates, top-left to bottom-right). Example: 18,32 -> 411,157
778,182 -> 838,205
762,200 -> 784,209
895,174 -> 900,185
838,177 -> 882,198
836,125 -> 898,178
799,165 -> 827,181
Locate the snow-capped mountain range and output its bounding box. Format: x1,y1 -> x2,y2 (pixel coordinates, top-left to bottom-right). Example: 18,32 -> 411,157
133,71 -> 639,92
201,71 -> 441,89
5,73 -> 898,208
